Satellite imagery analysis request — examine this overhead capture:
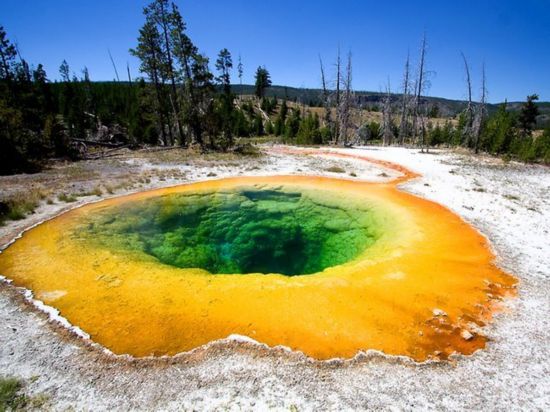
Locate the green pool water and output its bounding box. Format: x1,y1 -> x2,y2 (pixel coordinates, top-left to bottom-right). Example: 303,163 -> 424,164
78,186 -> 384,276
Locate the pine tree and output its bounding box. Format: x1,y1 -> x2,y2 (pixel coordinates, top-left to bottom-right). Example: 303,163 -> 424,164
254,66 -> 271,99
130,20 -> 169,145
0,26 -> 17,80
169,2 -> 214,147
144,0 -> 183,144
215,48 -> 234,149
518,94 -> 539,137
237,54 -> 243,98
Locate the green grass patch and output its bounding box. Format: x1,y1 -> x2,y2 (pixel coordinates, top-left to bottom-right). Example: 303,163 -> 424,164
0,377 -> 27,411
0,376 -> 49,411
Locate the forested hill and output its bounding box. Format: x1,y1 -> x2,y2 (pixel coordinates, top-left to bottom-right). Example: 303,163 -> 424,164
232,84 -> 550,123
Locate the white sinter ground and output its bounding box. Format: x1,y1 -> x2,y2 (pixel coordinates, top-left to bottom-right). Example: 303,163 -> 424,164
0,146 -> 548,410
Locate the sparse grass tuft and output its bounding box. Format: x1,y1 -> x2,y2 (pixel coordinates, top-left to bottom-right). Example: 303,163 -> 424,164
233,143 -> 262,157
325,166 -> 346,173
58,193 -> 78,203
80,186 -> 103,197
0,376 -> 50,411
0,377 -> 27,411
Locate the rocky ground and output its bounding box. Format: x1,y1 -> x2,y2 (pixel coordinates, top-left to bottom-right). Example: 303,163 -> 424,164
0,146 -> 548,410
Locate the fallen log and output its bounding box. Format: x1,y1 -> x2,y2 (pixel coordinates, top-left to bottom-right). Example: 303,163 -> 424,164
72,138 -> 126,148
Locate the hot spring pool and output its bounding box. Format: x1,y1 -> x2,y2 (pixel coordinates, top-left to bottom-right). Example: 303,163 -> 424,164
83,187 -> 383,276
0,175 -> 516,361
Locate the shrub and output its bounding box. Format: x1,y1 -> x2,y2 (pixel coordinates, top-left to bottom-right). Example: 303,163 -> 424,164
0,189 -> 47,225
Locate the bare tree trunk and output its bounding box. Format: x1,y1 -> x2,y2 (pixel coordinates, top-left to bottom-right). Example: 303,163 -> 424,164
147,44 -> 168,146
158,0 -> 184,145
152,71 -> 168,145
382,79 -> 393,146
339,52 -> 354,146
473,63 -> 487,154
412,33 -> 427,151
399,51 -> 411,145
461,51 -> 474,147
14,43 -> 31,82
319,55 -> 332,134
238,54 -> 243,100
126,62 -> 132,86
108,49 -> 120,82
334,47 -> 341,144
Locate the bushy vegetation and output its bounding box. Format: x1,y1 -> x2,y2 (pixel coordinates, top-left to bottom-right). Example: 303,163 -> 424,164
0,0 -> 548,176
0,189 -> 50,225
423,100 -> 550,163
0,1 -> 277,175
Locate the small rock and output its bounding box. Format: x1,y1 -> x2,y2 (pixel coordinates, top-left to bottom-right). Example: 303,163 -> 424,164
461,329 -> 474,341
432,308 -> 447,317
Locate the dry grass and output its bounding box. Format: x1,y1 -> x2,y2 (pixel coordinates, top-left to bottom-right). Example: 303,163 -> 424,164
58,193 -> 78,203
0,188 -> 50,225
79,185 -> 103,197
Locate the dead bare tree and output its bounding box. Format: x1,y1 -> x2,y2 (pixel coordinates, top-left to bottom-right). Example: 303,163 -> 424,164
108,49 -> 120,82
339,52 -> 354,146
411,33 -> 429,151
473,63 -> 487,154
461,51 -> 474,146
382,79 -> 394,145
399,51 -> 411,144
334,47 -> 342,144
319,55 -> 332,130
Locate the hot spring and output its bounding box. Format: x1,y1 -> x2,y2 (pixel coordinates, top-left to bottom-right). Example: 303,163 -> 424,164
0,175 -> 516,361
84,187 -> 382,276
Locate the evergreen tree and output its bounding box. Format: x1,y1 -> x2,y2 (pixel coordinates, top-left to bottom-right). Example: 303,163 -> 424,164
273,99 -> 288,136
232,108 -> 251,137
130,20 -> 170,144
265,120 -> 274,135
297,112 -> 321,144
169,1 -> 214,147
215,48 -> 234,149
518,94 -> 539,137
0,26 -> 17,80
252,113 -> 264,136
480,102 -> 517,154
284,108 -> 301,139
254,66 -> 271,99
144,0 -> 183,143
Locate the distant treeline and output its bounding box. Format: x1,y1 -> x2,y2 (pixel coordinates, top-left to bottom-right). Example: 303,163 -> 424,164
233,84 -> 550,123
1,0 -> 549,176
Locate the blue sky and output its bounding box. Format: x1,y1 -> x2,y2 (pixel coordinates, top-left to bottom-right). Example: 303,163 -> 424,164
2,0 -> 549,102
